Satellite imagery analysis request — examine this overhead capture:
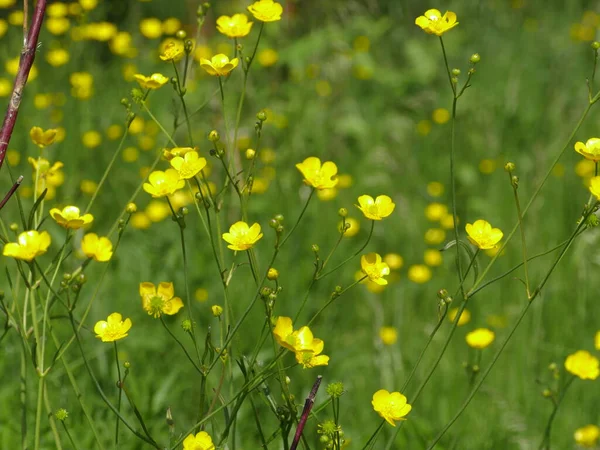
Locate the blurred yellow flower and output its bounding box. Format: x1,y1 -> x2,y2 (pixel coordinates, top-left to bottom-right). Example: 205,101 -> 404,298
316,187 -> 337,201
371,389 -> 412,426
3,230 -> 51,261
82,130 -> 102,149
134,73 -> 169,90
595,331 -> 600,350
432,108 -> 450,124
466,328 -> 495,349
575,159 -> 595,178
83,22 -> 117,41
46,48 -> 70,67
159,40 -> 184,61
47,2 -> 68,17
425,202 -> 448,221
46,17 -> 70,35
424,249 -> 442,267
170,151 -> 207,179
131,212 -> 151,229
427,181 -> 444,197
415,9 -> 458,36
80,179 -> 98,195
574,424 -> 600,447
356,194 -> 395,220
407,264 -> 432,284
574,138 -> 600,161
94,313 -> 131,342
216,14 -> 253,38
440,214 -> 455,230
140,17 -> 162,39
296,157 -> 338,190
565,350 -> 599,380
143,169 -> 185,198
81,233 -> 113,262
8,10 -> 23,26
448,307 -> 471,326
50,206 -> 94,229
79,0 -> 98,11
379,327 -> 398,345
163,146 -> 196,161
110,31 -> 136,57
200,54 -> 239,76
162,18 -> 181,35
6,149 -> 19,166
466,220 -> 503,250
182,431 -> 215,450
588,176 -> 600,200
360,253 -> 390,285
258,48 -> 278,67
339,217 -> 360,237
140,282 -> 184,318
0,0 -> 16,7
70,72 -> 93,99
247,0 -> 283,22
222,221 -> 263,251
28,157 -> 64,186
384,253 -> 404,270
30,127 -> 57,148
0,78 -> 11,97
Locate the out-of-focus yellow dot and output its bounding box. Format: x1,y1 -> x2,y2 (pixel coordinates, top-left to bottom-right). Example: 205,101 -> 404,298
315,80 -> 332,97
258,48 -> 278,67
353,35 -> 370,52
424,228 -> 446,245
448,307 -> 471,326
552,163 -> 565,177
6,149 -> 20,166
162,17 -> 181,35
138,135 -> 155,151
416,119 -> 432,136
194,45 -> 212,62
50,109 -> 64,124
236,136 -> 251,150
122,63 -> 138,82
8,10 -> 24,26
427,181 -> 444,197
571,23 -> 595,42
216,42 -> 231,55
407,264 -> 432,284
0,78 -> 11,97
575,159 -> 595,178
46,48 -> 70,66
384,253 -> 404,270
337,174 -> 353,188
484,245 -> 505,258
583,10 -> 599,26
47,2 -> 68,17
38,184 -> 56,200
122,146 -> 139,162
144,121 -> 159,137
432,108 -> 450,124
54,127 -> 66,142
146,200 -> 171,222
0,19 -> 8,38
424,249 -> 442,267
317,188 -> 337,201
46,17 -> 70,35
19,185 -> 33,198
110,32 -> 136,57
339,217 -> 360,237
5,57 -> 18,75
0,0 -> 16,8
106,124 -> 123,140
486,314 -> 508,328
140,17 -> 162,39
82,130 -> 102,149
353,64 -> 374,80
379,326 -> 397,345
68,2 -> 81,15
34,94 -> 52,110
250,177 -> 269,194
130,211 -> 151,229
425,202 -> 448,221
169,191 -> 192,210
440,213 -> 455,230
195,288 -> 209,302
80,179 -> 98,195
478,159 -> 496,174
260,148 -> 276,164
129,116 -> 144,135
79,0 -> 98,11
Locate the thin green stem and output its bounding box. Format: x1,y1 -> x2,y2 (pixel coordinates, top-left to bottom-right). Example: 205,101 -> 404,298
279,189 -> 315,248
508,171 -> 531,297
114,341 -> 122,446
160,317 -> 202,374
537,376 -> 576,450
361,420 -> 386,450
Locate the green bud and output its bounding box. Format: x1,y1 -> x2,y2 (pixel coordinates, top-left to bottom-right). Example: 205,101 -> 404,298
311,244 -> 320,253
256,110 -> 267,122
182,319 -> 193,332
470,53 -> 481,63
504,162 -> 516,172
451,76 -> 458,84
338,207 -> 348,217
451,68 -> 461,76
54,408 -> 69,421
326,381 -> 344,398
184,39 -> 193,54
269,218 -> 278,229
9,222 -> 18,231
275,214 -> 284,222
592,41 -> 600,50
126,202 -> 137,213
123,361 -> 131,369
176,30 -> 186,40
208,130 -> 220,142
77,274 -> 86,285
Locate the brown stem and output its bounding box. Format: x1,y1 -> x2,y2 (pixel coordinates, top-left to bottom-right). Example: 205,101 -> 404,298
0,175 -> 23,210
290,376 -> 322,450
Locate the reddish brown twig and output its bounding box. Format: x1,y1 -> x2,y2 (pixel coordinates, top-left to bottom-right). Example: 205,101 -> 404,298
290,375 -> 322,450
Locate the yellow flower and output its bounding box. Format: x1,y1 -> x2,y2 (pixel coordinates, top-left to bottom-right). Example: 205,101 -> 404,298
81,233 -> 113,262
295,333 -> 329,369
258,48 -> 278,67
134,73 -> 169,90
415,9 -> 459,36
163,146 -> 196,161
159,40 -> 184,61
143,169 -> 185,198
30,126 -> 58,148
46,48 -> 70,67
200,54 -> 239,76
589,176 -> 600,200
162,17 -> 181,35
82,130 -> 102,149
465,219 -> 503,250
94,313 -> 131,342
595,330 -> 600,350
50,206 -> 93,229
140,17 -> 162,39
427,181 -> 444,197
407,264 -> 432,284
216,14 -> 253,38
424,249 -> 442,267
222,221 -> 263,251
211,305 -> 223,317
356,195 -> 395,220
574,138 -> 600,161
247,0 -> 283,22
379,327 -> 398,345
170,151 -> 207,179
3,230 -> 51,261
360,253 -> 390,285
425,202 -> 448,221
574,424 -> 600,448
384,253 -> 404,270
371,389 -> 412,426
565,350 -> 599,380
432,108 -> 451,124
295,157 -> 338,190
182,431 -> 215,450
139,282 -> 184,318
448,307 -> 471,326
273,316 -> 296,351
28,157 -> 64,186
466,328 -> 495,349
46,17 -> 70,35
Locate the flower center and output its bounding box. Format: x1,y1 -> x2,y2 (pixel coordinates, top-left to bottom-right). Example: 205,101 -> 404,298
149,295 -> 166,317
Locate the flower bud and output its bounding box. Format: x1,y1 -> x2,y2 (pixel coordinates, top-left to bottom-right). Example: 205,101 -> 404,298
275,214 -> 284,222
176,30 -> 186,40
184,39 -> 193,54
504,162 -> 515,172
211,305 -> 223,317
326,381 -> 344,398
54,409 -> 68,421
123,361 -> 131,369
511,175 -> 519,187
120,98 -> 130,107
338,207 -> 348,217
269,218 -> 278,229
260,287 -> 271,298
126,202 -> 137,213
311,244 -> 320,253
542,389 -> 552,398
9,223 -> 18,231
208,130 -> 220,142
181,319 -> 193,332
470,53 -> 481,64
256,110 -> 267,122
77,274 -> 87,284
451,68 -> 461,76
593,41 -> 600,50
245,148 -> 256,159
451,76 -> 458,84
267,268 -> 279,280
276,225 -> 284,234
437,288 -> 449,300
180,207 -> 189,215
63,273 -> 72,281
472,365 -> 480,373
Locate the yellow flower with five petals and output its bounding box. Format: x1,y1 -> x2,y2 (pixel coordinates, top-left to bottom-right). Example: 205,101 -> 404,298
360,253 -> 390,285
143,169 -> 185,198
247,0 -> 283,22
415,9 -> 458,36
356,194 -> 395,220
182,431 -> 215,450
565,350 -> 599,380
94,312 -> 131,342
216,14 -> 253,38
295,157 -> 338,190
133,73 -> 169,90
159,40 -> 184,61
81,233 -> 113,262
465,219 -> 503,250
200,54 -> 239,76
574,138 -> 600,162
139,282 -> 184,318
170,151 -> 207,179
30,126 -> 58,148
50,206 -> 94,229
371,389 -> 412,426
222,221 -> 263,251
3,230 -> 51,261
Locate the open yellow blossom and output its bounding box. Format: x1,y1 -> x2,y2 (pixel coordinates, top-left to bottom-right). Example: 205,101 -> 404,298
356,194 -> 395,220
134,73 -> 169,90
273,316 -> 296,351
143,169 -> 185,198
182,431 -> 215,450
407,264 -> 432,284
81,233 -> 113,262
295,157 -> 338,190
448,307 -> 471,326
247,0 -> 283,22
380,327 -> 398,345
94,313 -> 131,342
360,253 -> 390,285
200,54 -> 239,76
273,317 -> 329,368
140,282 -> 184,318
466,328 -> 495,349
216,14 -> 253,38
3,230 -> 51,261
163,146 -> 196,161
466,219 -> 503,250
28,157 -> 64,185
575,138 -> 600,161
574,424 -> 600,447
415,9 -> 458,36
222,221 -> 263,251
589,176 -> 600,200
295,336 -> 329,369
159,40 -> 184,61
30,126 -> 57,148
50,206 -> 93,229
170,151 -> 207,179
371,389 -> 412,426
565,350 -> 599,380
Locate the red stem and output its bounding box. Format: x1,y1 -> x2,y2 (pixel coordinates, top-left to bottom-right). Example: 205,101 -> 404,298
290,375 -> 322,450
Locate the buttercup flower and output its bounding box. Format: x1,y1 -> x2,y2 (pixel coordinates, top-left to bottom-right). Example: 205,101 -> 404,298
360,253 -> 390,285
50,206 -> 94,229
3,230 -> 51,261
247,0 -> 283,22
415,9 -> 459,36
574,424 -> 600,447
170,151 -> 207,179
28,157 -> 64,185
273,316 -> 296,351
30,126 -> 58,148
140,282 -> 184,318
81,233 -> 113,262
589,176 -> 600,200
134,73 -> 169,90
222,221 -> 263,251
211,305 -> 223,317
216,14 -> 253,38
273,317 -> 329,368
143,169 -> 185,198
182,431 -> 215,450
380,326 -> 398,345
159,40 -> 184,61
356,194 -> 395,220
94,313 -> 131,342
371,389 -> 412,426
200,54 -> 239,76
295,157 -> 338,190
448,307 -> 471,326
466,328 -> 495,349
574,138 -> 600,161
295,336 -> 329,369
465,219 -> 503,250
163,146 -> 196,161
565,350 -> 599,380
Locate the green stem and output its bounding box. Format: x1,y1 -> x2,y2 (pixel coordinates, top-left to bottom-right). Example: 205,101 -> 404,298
114,341 -> 122,446
279,189 -> 315,248
537,376 -> 576,450
160,317 -> 202,374
508,170 -> 531,297
361,420 -> 386,450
